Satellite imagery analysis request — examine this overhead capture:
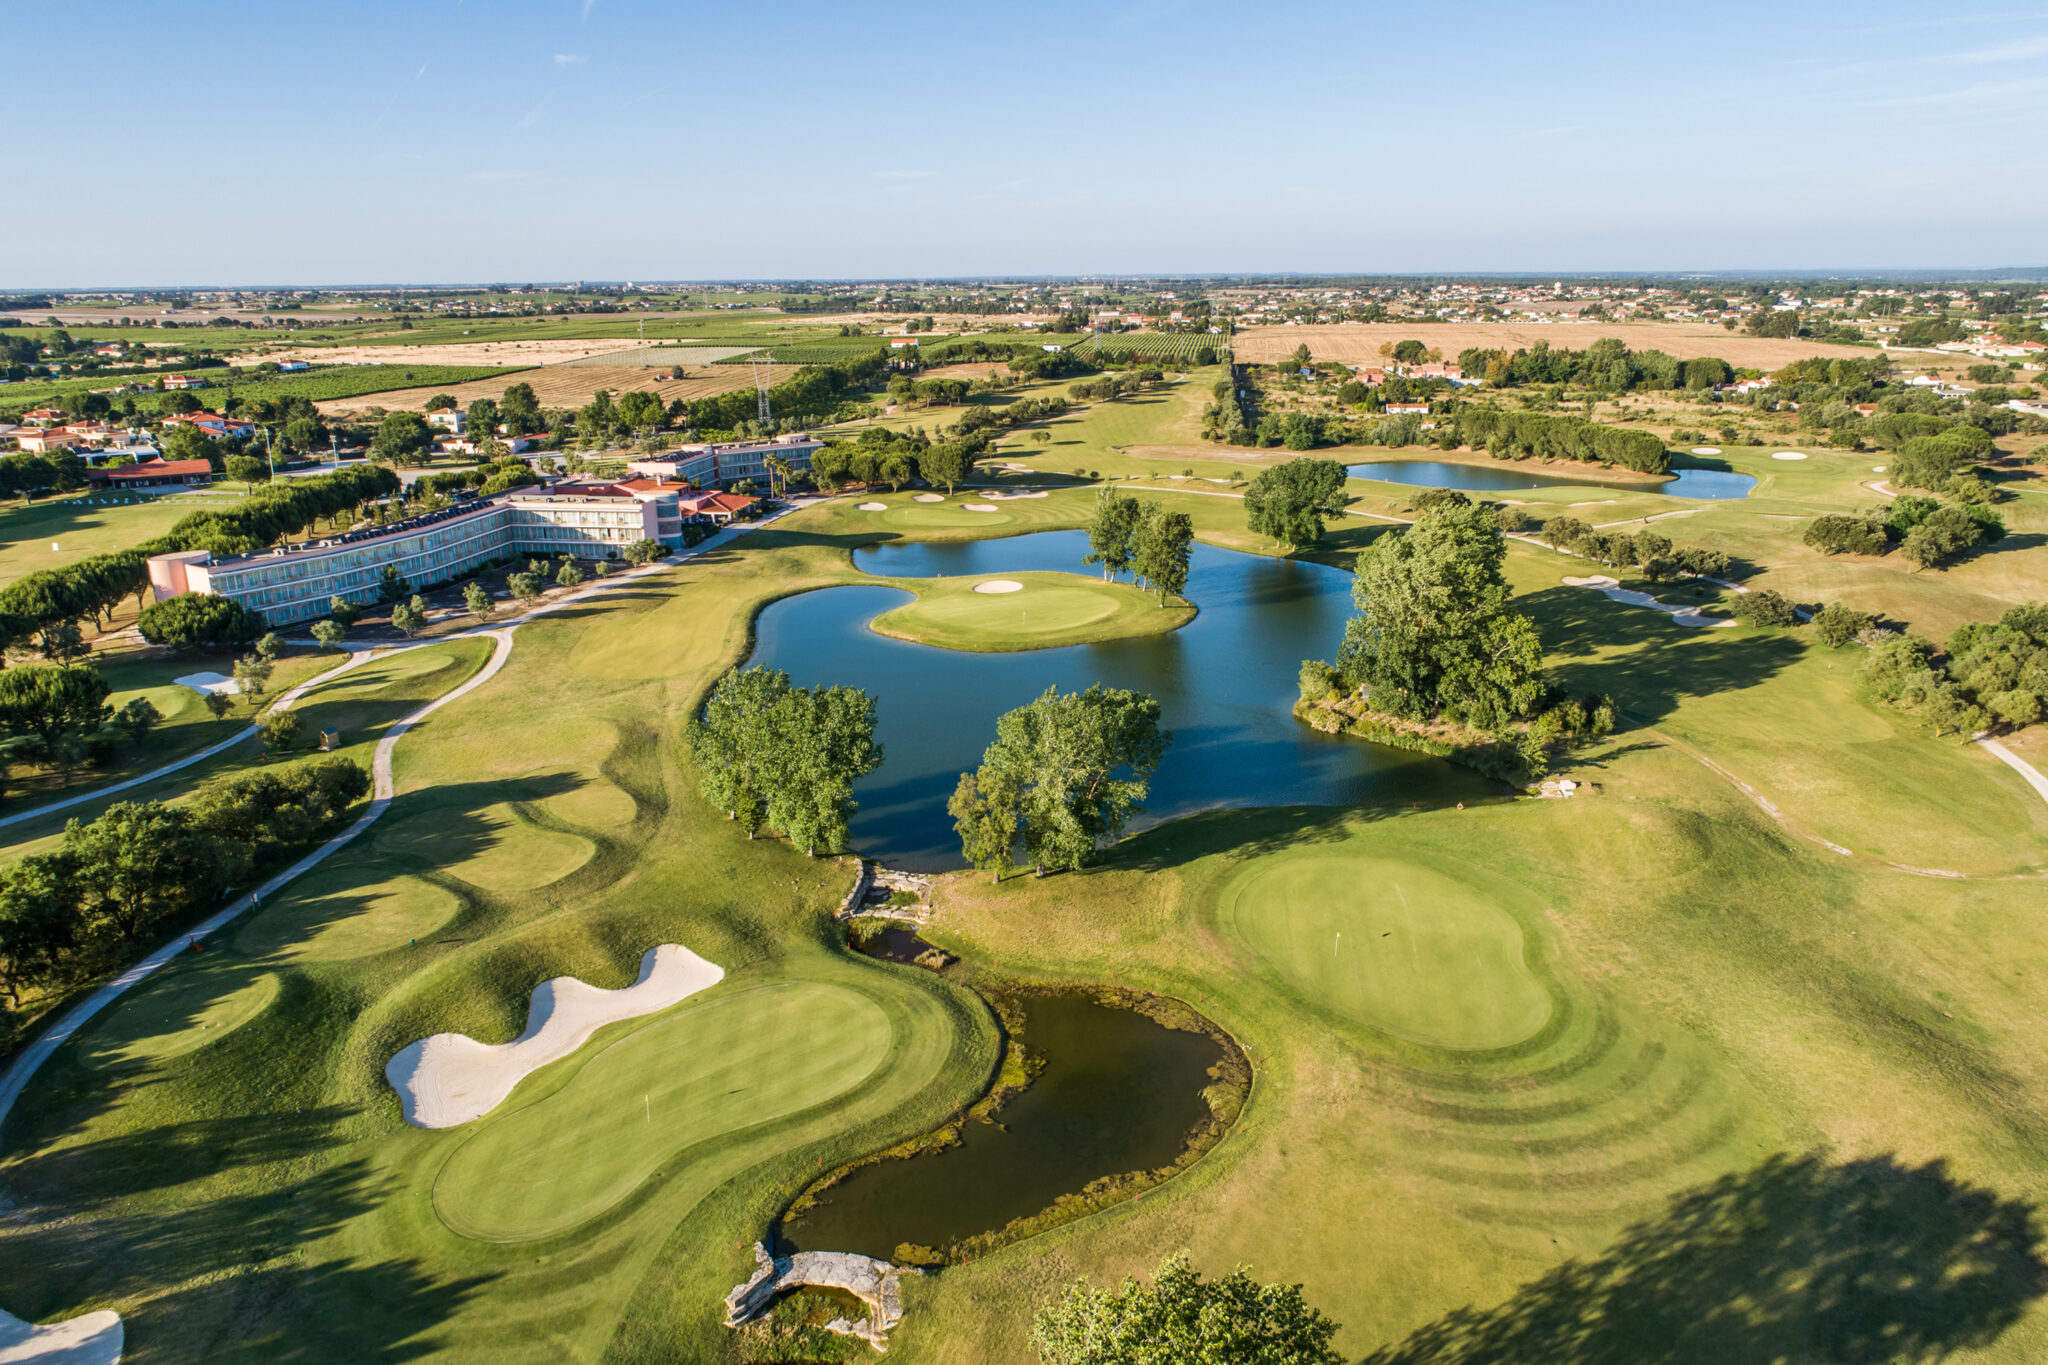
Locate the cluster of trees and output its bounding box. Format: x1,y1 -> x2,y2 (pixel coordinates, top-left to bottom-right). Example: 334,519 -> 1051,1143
138,463 -> 402,558
1067,369 -> 1165,403
811,428 -> 980,494
137,592 -> 268,650
1243,458 -> 1348,552
1540,514 -> 1733,581
1453,408 -> 1670,474
1201,369 -> 1262,446
0,662 -> 164,782
948,392 -> 1068,442
1804,495 -> 2004,571
1454,339 -> 1740,394
1031,1252 -> 1342,1365
1321,499 -> 1614,775
0,757 -> 369,1008
687,667 -> 882,856
1888,425 -> 1997,502
684,351 -> 888,433
1084,489 -> 1195,604
0,448 -> 88,502
0,551 -> 150,659
950,684 -> 1168,881
1863,603 -> 2048,734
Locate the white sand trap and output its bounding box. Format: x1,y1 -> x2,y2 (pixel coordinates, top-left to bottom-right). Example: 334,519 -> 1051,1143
1691,446 -> 1722,455
961,503 -> 999,513
857,501 -> 889,511
974,579 -> 1025,594
0,1306 -> 122,1365
385,944 -> 724,1129
1872,465 -> 1887,473
1563,576 -> 1734,629
1772,452 -> 1807,461
174,671 -> 239,696
913,493 -> 945,502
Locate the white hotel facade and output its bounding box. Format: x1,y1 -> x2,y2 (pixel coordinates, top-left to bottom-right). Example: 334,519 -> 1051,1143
145,437 -> 820,626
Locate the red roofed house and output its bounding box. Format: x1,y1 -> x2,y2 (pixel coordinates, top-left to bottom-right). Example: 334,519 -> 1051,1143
14,428 -> 82,453
162,373 -> 208,390
91,458 -> 215,489
675,490 -> 759,525
22,408 -> 68,428
1384,401 -> 1431,416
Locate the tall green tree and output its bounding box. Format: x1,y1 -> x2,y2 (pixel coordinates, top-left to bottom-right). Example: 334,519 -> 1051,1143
969,684 -> 1168,876
1031,1252 -> 1342,1365
1132,506 -> 1195,604
1085,488 -> 1145,581
1243,459 -> 1347,553
370,411 -> 434,466
0,664 -> 112,754
499,382 -> 542,436
688,667 -> 883,855
62,802 -> 233,940
1337,502 -> 1544,730
949,773 -> 1018,883
0,853 -> 81,1007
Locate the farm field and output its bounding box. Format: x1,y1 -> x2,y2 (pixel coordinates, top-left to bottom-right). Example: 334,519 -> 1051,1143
3,352 -> 2048,1363
314,363 -> 798,415
1230,321 -> 1876,369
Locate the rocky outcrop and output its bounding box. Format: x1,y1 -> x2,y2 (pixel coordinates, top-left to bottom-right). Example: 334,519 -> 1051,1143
724,1241 -> 914,1351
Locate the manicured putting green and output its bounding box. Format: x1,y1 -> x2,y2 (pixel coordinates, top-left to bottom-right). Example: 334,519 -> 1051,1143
235,868 -> 460,962
870,572 -> 1192,653
377,803 -> 594,892
76,963 -> 279,1070
1226,855 -> 1550,1049
432,979 -> 892,1241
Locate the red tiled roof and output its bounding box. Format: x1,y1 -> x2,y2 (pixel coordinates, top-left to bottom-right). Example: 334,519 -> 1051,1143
103,458 -> 212,480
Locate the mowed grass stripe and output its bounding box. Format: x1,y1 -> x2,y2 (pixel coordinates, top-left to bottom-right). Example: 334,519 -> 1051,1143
431,979 -> 894,1242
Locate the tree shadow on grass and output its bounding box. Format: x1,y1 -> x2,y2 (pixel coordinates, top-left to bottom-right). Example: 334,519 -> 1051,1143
6,1144 -> 495,1362
1519,585 -> 1804,724
1361,1151 -> 2047,1365
1111,802 -> 1406,874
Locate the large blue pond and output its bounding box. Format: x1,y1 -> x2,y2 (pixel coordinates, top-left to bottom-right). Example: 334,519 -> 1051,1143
747,530 -> 1497,869
1348,459 -> 1754,500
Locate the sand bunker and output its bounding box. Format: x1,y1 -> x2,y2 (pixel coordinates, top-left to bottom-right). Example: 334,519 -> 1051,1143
174,671 -> 239,696
857,502 -> 888,511
385,945 -> 724,1128
1563,576 -> 1734,629
1772,452 -> 1808,461
961,503 -> 999,513
1690,446 -> 1722,455
912,493 -> 945,502
0,1306 -> 122,1365
1872,465 -> 1887,473
974,579 -> 1025,595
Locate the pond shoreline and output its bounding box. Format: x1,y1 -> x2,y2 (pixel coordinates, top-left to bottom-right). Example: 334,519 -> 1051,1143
776,928 -> 1252,1268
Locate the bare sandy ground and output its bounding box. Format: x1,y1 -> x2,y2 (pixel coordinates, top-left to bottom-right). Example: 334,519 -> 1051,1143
0,1307 -> 122,1365
385,944 -> 725,1128
1563,574 -> 1734,628
1231,322 -> 1870,368
234,339 -> 647,368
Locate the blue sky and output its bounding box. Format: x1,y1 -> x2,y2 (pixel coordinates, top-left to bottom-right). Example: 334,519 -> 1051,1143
3,0 -> 2044,285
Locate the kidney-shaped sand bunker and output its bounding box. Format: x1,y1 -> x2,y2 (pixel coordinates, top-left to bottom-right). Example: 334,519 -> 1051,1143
432,979 -> 893,1242
1226,854 -> 1551,1049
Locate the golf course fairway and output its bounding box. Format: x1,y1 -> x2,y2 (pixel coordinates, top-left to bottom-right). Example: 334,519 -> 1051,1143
869,571 -> 1192,652
432,979 -> 895,1242
1224,853 -> 1552,1049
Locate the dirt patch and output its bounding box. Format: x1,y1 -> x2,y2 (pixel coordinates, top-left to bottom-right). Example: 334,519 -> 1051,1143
234,339 -> 658,368
1233,323 -> 1871,369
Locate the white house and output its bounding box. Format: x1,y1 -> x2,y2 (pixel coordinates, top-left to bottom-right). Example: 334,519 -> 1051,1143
427,410 -> 467,433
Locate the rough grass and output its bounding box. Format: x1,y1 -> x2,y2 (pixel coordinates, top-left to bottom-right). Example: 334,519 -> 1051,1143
0,489 -> 249,593
869,570 -> 1192,653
